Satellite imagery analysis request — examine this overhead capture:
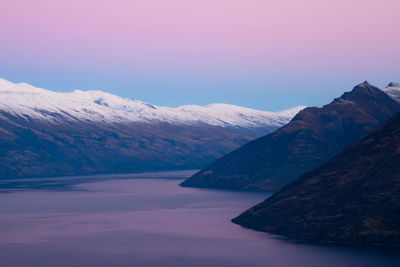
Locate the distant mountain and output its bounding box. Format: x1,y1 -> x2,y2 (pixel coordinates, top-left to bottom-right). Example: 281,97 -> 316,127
232,112 -> 400,247
382,82 -> 400,102
0,78 -> 304,179
181,82 -> 400,191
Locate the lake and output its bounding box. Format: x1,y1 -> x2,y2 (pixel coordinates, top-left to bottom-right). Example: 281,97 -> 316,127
0,170 -> 399,267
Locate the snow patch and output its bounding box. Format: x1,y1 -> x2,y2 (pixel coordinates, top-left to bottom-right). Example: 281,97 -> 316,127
381,83 -> 400,103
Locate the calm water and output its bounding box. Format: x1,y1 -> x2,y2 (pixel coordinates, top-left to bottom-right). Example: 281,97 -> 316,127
0,170 -> 399,267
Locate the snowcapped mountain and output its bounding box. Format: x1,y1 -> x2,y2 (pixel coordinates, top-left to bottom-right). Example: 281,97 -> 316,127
381,82 -> 400,103
0,78 -> 305,179
0,78 -> 304,131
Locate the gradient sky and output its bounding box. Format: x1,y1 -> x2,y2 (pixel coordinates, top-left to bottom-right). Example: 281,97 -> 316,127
1,0 -> 399,111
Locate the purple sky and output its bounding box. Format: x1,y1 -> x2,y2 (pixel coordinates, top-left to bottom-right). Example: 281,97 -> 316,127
1,0 -> 399,110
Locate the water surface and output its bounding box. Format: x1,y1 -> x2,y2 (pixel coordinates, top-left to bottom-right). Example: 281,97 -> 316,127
0,171 -> 399,267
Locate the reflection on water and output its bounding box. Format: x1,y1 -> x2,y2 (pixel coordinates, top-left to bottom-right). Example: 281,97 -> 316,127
0,170 -> 197,192
0,171 -> 399,267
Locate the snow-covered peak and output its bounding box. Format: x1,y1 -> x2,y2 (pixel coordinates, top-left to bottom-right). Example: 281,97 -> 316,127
381,82 -> 400,103
387,82 -> 400,88
0,77 -> 15,88
0,78 -> 306,129
275,106 -> 308,117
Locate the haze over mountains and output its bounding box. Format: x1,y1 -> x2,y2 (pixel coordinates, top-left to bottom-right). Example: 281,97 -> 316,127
0,78 -> 304,179
232,112 -> 400,247
181,82 -> 400,191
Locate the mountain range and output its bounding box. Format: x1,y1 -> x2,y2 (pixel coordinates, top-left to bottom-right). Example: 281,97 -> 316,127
232,112 -> 400,247
181,81 -> 400,191
0,78 -> 304,179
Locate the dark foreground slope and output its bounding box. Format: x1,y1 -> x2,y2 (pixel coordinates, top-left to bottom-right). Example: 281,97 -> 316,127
181,82 -> 400,191
232,113 -> 400,247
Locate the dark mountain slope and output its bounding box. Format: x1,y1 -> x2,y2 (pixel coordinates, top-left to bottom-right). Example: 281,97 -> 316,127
0,115 -> 256,179
232,112 -> 400,247
181,82 -> 400,191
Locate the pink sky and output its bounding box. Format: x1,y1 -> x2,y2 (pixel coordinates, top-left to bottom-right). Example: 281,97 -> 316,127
1,0 -> 399,110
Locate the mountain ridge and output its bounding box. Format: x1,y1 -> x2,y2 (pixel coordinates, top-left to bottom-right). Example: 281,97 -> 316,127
181,81 -> 400,191
232,112 -> 400,247
0,78 -> 305,130
0,78 -> 304,179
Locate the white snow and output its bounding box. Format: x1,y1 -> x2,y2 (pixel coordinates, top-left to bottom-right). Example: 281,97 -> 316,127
381,83 -> 400,103
0,78 -> 306,128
